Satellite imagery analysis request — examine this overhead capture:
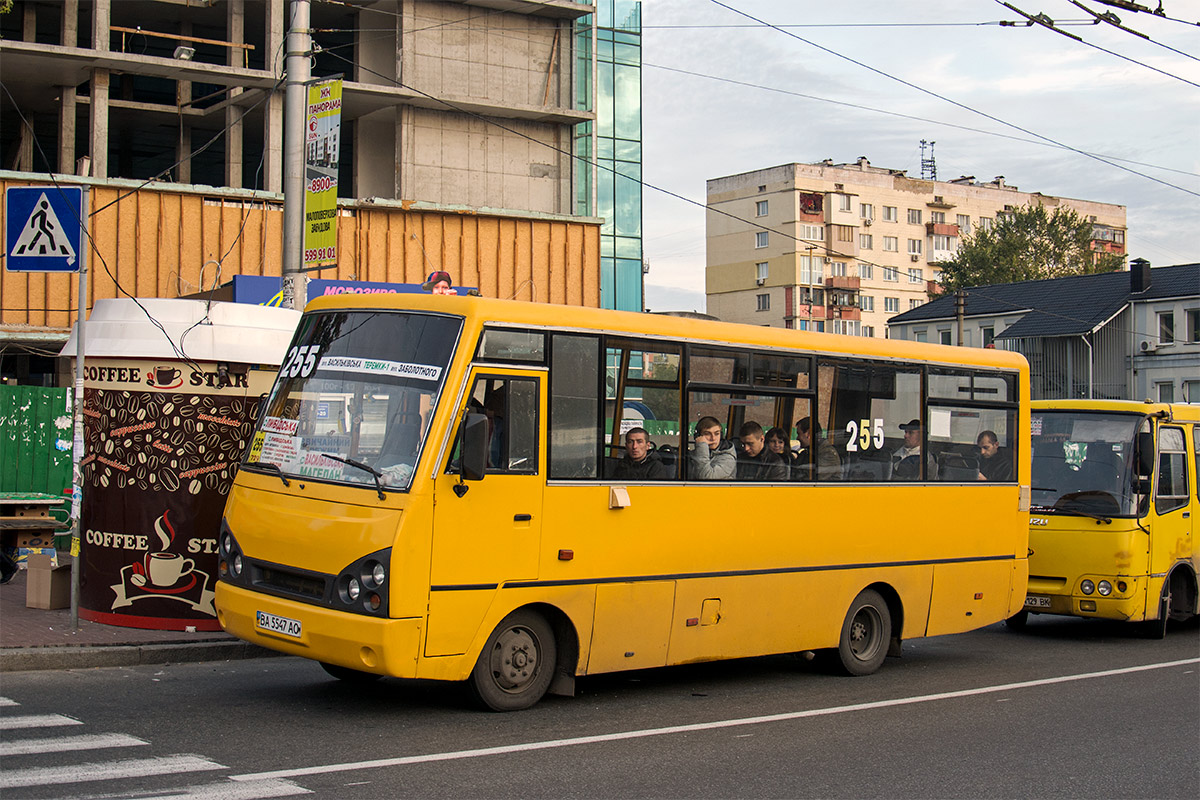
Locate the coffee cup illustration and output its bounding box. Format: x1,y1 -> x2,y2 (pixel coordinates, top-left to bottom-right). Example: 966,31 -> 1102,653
155,366 -> 182,386
143,552 -> 194,587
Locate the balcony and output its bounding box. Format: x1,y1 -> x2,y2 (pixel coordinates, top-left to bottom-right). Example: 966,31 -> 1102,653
826,306 -> 861,321
925,222 -> 960,237
825,276 -> 861,290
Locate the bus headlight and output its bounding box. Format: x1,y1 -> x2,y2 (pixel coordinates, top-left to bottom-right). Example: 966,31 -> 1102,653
332,548 -> 391,617
1081,579 -> 1095,595
1097,581 -> 1113,596
218,519 -> 244,583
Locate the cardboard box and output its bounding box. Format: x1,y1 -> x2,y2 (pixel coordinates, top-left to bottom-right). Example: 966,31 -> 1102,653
26,553 -> 71,610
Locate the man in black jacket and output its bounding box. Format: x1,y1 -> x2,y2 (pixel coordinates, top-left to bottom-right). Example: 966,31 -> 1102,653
613,427 -> 668,480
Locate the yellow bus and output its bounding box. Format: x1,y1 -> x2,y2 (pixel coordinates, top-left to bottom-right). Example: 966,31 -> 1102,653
215,294 -> 1030,710
1015,400 -> 1199,636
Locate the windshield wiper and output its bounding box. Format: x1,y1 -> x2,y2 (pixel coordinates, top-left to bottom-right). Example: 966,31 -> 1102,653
250,462 -> 290,487
321,453 -> 386,500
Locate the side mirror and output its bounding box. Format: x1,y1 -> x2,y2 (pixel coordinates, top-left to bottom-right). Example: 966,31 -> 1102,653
1132,477 -> 1152,496
460,412 -> 488,481
1135,431 -> 1154,477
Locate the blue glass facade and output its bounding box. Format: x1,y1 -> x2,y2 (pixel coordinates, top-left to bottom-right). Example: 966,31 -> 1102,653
576,1 -> 643,312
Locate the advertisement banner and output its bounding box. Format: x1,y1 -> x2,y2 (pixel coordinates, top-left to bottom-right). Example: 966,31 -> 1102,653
78,359 -> 276,630
303,77 -> 342,269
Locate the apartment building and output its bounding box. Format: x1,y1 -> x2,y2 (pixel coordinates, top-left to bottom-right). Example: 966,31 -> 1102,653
706,158 -> 1127,336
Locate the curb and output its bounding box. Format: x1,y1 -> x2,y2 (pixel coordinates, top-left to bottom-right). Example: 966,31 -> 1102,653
0,640 -> 283,672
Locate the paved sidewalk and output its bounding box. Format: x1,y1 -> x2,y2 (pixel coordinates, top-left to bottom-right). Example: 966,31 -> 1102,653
1,554 -> 278,672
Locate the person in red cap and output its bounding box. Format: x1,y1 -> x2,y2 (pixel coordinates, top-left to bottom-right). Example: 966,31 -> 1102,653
422,271 -> 455,295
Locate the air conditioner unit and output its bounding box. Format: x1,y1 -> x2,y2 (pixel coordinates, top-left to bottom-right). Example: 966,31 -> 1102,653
755,278 -> 766,286
862,218 -> 873,226
910,254 -> 921,262
1139,339 -> 1158,353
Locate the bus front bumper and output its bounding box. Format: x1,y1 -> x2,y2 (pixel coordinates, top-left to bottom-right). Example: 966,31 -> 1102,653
1023,576 -> 1147,621
215,582 -> 422,677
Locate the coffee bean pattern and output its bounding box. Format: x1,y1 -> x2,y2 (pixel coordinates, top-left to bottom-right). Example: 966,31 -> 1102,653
83,389 -> 262,498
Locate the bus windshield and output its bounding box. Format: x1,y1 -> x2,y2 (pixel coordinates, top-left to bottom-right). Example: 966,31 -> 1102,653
245,310 -> 462,491
1030,410 -> 1140,517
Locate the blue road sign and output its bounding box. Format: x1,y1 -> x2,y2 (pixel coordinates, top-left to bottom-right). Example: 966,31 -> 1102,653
5,186 -> 87,273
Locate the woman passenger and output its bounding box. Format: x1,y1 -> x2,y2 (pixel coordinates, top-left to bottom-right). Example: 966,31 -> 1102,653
765,426 -> 796,478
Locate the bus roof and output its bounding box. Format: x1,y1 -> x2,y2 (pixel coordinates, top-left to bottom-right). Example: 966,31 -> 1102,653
305,292 -> 1030,374
1032,399 -> 1200,421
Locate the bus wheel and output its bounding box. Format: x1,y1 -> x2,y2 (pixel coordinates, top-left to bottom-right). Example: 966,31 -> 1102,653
1140,584 -> 1171,640
319,662 -> 383,683
1005,610 -> 1029,631
470,610 -> 556,711
834,589 -> 891,677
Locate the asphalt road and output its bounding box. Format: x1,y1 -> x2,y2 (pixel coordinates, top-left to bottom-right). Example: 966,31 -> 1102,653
1,616 -> 1197,799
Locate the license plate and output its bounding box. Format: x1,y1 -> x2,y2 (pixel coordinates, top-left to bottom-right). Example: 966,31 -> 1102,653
1024,595 -> 1052,609
256,610 -> 302,639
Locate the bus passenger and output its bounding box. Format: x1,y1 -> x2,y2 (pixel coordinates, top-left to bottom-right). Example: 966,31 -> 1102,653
737,421 -> 789,481
796,417 -> 841,480
892,419 -> 937,480
688,416 -> 736,480
612,427 -> 668,481
421,270 -> 456,295
976,430 -> 1013,481
765,427 -> 796,476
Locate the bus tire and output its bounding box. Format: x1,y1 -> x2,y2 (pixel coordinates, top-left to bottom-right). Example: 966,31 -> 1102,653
1005,610 -> 1029,631
470,609 -> 556,712
319,662 -> 383,683
834,589 -> 891,677
1140,583 -> 1171,640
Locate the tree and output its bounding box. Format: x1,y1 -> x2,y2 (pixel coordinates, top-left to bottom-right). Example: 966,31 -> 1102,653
934,203 -> 1124,291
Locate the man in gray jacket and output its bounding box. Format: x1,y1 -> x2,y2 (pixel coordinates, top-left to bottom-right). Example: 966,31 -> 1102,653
688,416 -> 736,480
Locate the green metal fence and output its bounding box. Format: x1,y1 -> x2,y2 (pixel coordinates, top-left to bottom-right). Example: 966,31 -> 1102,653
0,386 -> 73,510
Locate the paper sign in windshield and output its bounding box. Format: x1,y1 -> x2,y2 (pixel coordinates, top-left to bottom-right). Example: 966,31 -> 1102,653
318,356 -> 442,382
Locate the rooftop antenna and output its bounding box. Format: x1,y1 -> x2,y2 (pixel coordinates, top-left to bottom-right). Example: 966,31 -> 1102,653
920,140 -> 937,182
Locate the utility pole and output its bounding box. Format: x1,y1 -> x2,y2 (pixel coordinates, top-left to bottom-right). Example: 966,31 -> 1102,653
281,0 -> 310,311
955,290 -> 966,346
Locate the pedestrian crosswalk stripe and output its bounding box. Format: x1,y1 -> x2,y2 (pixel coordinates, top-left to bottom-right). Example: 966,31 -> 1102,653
0,696 -> 18,706
0,754 -> 225,789
10,192 -> 78,264
0,713 -> 82,730
0,732 -> 148,756
140,777 -> 314,799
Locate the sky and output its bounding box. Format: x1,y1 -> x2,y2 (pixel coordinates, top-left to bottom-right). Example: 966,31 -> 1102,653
639,0 -> 1200,313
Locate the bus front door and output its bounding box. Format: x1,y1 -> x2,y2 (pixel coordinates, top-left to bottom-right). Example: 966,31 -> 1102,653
427,369 -> 546,657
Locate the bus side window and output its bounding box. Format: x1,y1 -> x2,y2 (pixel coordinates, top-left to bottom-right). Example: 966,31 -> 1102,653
1155,427 -> 1189,514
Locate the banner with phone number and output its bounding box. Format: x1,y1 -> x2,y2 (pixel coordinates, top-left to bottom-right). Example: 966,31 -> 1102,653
303,77 -> 342,269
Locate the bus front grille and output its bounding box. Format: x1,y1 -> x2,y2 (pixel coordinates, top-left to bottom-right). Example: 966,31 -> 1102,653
255,566 -> 326,600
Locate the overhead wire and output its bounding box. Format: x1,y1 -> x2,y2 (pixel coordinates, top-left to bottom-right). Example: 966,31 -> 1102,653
705,0 -> 1200,198
1070,0 -> 1200,62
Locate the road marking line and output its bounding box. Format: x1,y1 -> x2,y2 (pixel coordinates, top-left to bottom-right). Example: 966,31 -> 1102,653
0,713 -> 82,730
140,778 -> 314,799
0,733 -> 148,756
232,657 -> 1200,782
0,697 -> 18,707
0,755 -> 224,789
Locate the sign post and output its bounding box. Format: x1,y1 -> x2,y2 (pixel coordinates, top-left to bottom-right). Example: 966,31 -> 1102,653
5,184 -> 89,628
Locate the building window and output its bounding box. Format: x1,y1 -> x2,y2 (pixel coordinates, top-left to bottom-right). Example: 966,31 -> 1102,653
831,261 -> 849,277
838,194 -> 852,212
1185,380 -> 1200,403
930,211 -> 946,224
908,268 -> 922,283
911,299 -> 924,310
1158,311 -> 1175,344
758,184 -> 767,192
1188,309 -> 1200,342
907,209 -> 922,225
860,203 -> 874,220
756,293 -> 770,311
939,329 -> 952,345
932,234 -> 956,251
835,225 -> 854,243
755,231 -> 768,248
885,297 -> 899,313
862,325 -> 875,337
908,239 -> 922,255
883,266 -> 898,282
799,224 -> 823,241
914,329 -> 928,342
859,234 -> 873,250
756,200 -> 768,217
979,217 -> 993,231
956,214 -> 971,233
831,320 -> 860,336
756,261 -> 769,282
882,236 -> 898,252
858,262 -> 873,279
982,326 -> 995,347
933,270 -> 944,283
799,256 -> 823,285
1157,382 -> 1175,403
860,295 -> 874,312
883,206 -> 898,222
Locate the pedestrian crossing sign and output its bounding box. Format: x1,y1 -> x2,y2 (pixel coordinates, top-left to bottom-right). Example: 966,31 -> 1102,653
5,185 -> 87,273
